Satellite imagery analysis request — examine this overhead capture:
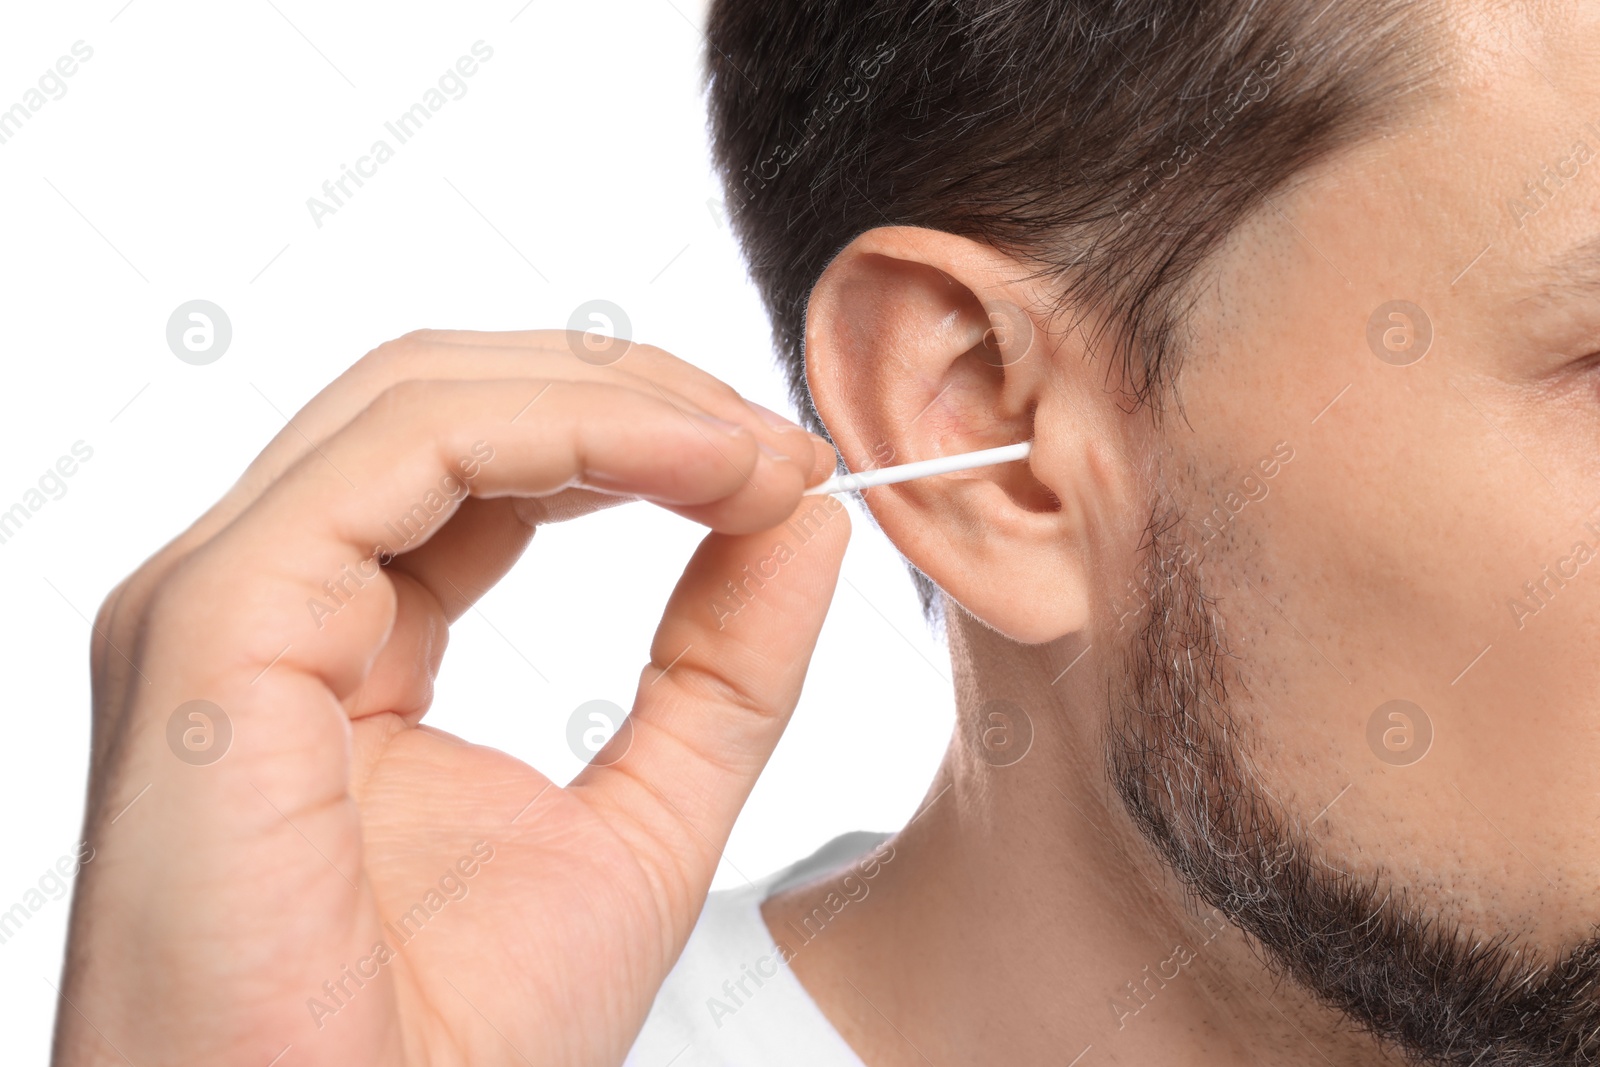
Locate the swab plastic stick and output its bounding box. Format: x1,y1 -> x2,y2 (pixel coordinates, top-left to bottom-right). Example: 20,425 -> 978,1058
811,441 -> 1033,496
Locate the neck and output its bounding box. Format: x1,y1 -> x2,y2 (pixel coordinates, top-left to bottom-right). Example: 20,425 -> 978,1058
762,611 -> 1402,1067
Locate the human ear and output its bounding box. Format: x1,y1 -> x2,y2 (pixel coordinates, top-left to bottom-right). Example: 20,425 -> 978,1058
803,226 -> 1139,642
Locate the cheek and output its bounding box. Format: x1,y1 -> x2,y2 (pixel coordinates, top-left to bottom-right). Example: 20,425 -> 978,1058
1201,358 -> 1600,948
1152,60 -> 1600,950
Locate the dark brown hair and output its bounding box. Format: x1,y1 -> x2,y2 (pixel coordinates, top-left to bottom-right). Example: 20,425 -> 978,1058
704,0 -> 1442,617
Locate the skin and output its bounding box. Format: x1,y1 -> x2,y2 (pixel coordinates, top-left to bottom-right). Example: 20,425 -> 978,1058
767,4 -> 1600,1065
52,332 -> 849,1067
56,4 -> 1600,1066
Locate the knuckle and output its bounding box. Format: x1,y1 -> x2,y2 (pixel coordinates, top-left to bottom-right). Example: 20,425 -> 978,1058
140,555 -> 207,636
93,553 -> 182,653
92,531 -> 224,671
661,659 -> 782,723
357,333 -> 430,381
626,341 -> 669,363
92,574 -> 133,638
89,576 -> 141,678
709,380 -> 745,408
368,378 -> 434,420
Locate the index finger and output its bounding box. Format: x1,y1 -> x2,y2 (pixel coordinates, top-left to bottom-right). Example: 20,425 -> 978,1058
181,376 -> 810,694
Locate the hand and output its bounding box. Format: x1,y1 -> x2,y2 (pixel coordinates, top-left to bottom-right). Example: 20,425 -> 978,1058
54,330 -> 850,1067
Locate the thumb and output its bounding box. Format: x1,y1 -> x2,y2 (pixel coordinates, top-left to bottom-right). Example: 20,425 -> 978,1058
570,490 -> 851,891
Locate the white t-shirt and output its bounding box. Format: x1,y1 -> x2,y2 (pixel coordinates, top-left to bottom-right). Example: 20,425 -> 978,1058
623,831 -> 892,1067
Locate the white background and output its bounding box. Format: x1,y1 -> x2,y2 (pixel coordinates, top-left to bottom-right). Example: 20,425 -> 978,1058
0,1 -> 953,1055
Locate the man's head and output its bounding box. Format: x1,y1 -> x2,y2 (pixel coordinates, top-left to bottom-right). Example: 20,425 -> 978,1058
707,0 -> 1600,1062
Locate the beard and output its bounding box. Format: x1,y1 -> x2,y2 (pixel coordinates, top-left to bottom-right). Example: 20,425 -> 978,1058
1107,506 -> 1600,1066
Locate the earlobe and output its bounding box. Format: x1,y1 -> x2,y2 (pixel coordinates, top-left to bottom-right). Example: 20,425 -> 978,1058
803,225 -> 1133,643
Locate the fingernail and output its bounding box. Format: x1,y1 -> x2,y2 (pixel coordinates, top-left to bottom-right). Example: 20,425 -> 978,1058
758,441 -> 791,461
744,397 -> 804,432
695,412 -> 747,435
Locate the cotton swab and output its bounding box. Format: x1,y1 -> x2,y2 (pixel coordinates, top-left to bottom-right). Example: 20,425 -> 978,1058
810,441 -> 1033,496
